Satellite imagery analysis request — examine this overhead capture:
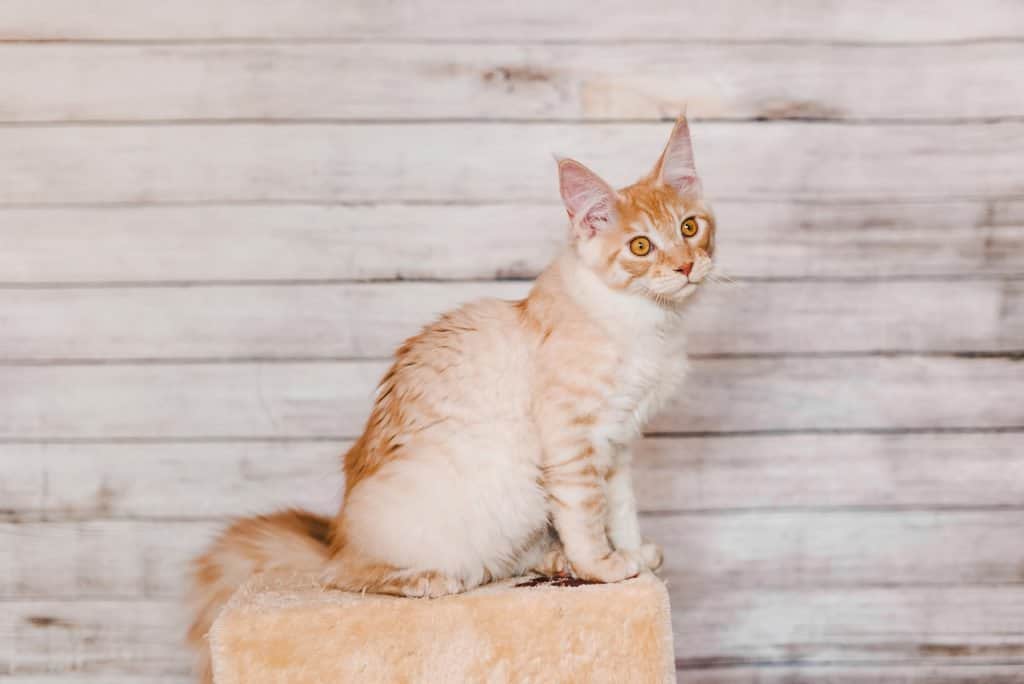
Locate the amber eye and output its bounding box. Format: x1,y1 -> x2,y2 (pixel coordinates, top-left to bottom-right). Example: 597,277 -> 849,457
628,236 -> 652,256
681,218 -> 699,238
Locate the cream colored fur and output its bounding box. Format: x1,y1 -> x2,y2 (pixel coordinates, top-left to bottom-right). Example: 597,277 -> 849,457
188,116 -> 716,680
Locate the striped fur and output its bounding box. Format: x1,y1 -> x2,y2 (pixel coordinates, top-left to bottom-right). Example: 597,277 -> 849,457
187,116 -> 716,680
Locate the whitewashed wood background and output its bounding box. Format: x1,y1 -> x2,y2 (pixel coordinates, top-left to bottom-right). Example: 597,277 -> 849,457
1,2 -> 1023,682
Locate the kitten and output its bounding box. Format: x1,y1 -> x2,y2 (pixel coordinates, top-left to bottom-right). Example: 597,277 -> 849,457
187,116 -> 715,681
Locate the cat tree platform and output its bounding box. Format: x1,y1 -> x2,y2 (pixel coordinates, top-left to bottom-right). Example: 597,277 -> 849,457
210,571 -> 675,683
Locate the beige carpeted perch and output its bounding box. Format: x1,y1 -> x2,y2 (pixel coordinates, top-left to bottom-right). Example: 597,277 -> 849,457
210,571 -> 675,683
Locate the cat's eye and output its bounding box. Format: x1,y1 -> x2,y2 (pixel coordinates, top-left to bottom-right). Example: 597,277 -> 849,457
629,236 -> 652,256
680,218 -> 699,238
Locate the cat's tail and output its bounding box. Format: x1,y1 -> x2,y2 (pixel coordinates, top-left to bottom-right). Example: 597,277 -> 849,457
186,508 -> 333,684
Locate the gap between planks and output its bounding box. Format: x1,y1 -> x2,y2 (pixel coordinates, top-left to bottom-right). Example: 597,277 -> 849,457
2,351 -> 1023,367
0,274 -> 1022,289
1,117 -> 1023,127
1,426 -> 1021,445
8,504 -> 1024,526
3,0 -> 1024,44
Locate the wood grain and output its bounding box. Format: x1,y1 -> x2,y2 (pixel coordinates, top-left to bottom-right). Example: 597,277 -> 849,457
2,123 -> 1021,205
3,201 -> 1020,284
4,588 -> 1024,676
0,441 -> 344,522
672,586 -> 1024,666
2,1 -> 1021,682
4,511 -> 1023,600
3,0 -> 1021,41
4,433 -> 1022,521
2,42 -> 1021,122
0,520 -> 217,600
0,599 -> 189,677
992,198 -> 1024,225
0,678 -> 192,684
1,357 -> 1021,439
3,279 -> 1023,360
688,666 -> 1024,684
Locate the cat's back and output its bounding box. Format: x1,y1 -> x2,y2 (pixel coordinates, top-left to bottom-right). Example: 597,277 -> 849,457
390,296 -> 537,419
341,296 -> 549,582
400,296 -> 534,366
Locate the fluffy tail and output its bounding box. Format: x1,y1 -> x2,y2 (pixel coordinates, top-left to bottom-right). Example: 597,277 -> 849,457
186,508 -> 333,683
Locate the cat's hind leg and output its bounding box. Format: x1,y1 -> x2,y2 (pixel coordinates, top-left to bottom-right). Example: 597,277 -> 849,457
521,528 -> 572,577
532,544 -> 571,576
382,569 -> 467,598
321,552 -> 468,599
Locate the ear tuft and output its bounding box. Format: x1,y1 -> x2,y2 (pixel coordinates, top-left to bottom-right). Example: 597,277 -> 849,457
557,159 -> 618,238
655,115 -> 701,196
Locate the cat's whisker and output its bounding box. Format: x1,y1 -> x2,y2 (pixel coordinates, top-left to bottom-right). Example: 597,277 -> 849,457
702,269 -> 743,289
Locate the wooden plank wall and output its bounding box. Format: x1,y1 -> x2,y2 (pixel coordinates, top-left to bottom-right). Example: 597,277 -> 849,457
1,2 -> 1022,681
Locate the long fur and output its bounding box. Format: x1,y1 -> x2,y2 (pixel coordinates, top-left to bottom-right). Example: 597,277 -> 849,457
187,510 -> 332,683
186,116 -> 717,682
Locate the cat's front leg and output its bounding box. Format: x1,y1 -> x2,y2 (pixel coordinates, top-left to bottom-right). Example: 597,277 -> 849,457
606,457 -> 663,571
541,440 -> 641,583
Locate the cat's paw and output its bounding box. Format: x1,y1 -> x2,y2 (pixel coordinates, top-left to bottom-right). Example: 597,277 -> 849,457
635,541 -> 663,571
401,572 -> 465,599
618,541 -> 663,572
532,546 -> 571,577
318,562 -> 345,589
572,550 -> 641,583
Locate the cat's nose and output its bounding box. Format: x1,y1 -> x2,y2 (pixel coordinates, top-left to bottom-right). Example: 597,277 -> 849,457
676,263 -> 693,276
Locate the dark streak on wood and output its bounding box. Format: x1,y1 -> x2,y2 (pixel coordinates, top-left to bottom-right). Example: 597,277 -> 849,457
0,508 -> 26,523
482,65 -> 551,88
678,642 -> 1024,669
918,643 -> 1024,657
25,615 -> 76,629
757,100 -> 844,121
95,478 -> 117,515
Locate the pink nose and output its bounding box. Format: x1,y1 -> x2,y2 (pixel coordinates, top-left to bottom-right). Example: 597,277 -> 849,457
677,263 -> 693,276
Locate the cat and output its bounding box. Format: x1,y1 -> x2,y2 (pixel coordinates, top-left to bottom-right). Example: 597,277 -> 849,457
187,116 -> 716,681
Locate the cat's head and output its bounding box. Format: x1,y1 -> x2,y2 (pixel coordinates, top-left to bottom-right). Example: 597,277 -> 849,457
558,116 -> 715,305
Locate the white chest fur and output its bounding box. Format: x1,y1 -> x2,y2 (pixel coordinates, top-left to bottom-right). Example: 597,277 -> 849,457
561,254 -> 691,459
598,316 -> 689,451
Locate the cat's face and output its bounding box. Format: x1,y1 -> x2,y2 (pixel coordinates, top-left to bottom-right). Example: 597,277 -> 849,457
558,116 -> 716,305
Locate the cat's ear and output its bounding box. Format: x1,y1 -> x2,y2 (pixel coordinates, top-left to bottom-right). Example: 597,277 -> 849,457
557,158 -> 618,238
654,115 -> 701,196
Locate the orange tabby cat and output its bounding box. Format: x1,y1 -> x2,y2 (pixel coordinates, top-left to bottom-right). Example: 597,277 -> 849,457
187,116 -> 715,681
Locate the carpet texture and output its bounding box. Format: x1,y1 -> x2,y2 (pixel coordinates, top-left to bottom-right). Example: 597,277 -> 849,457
210,571 -> 675,683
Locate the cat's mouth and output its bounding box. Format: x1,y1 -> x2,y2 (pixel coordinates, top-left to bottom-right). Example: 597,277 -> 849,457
651,276 -> 698,301
674,271 -> 701,288
675,274 -> 699,288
